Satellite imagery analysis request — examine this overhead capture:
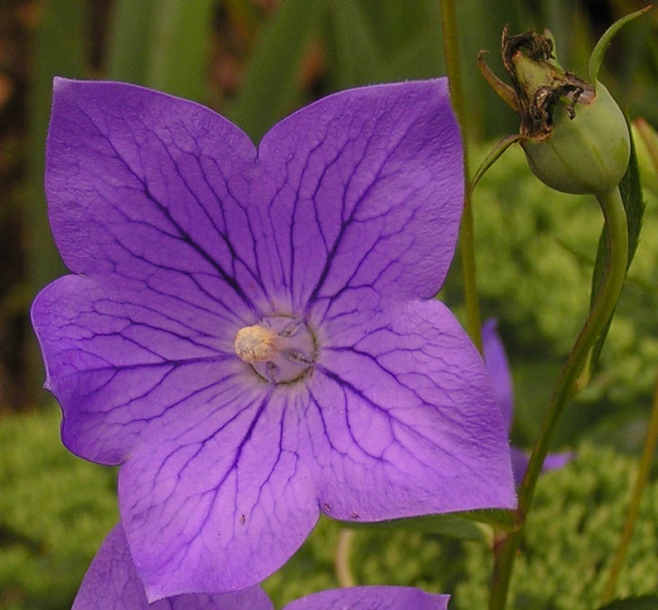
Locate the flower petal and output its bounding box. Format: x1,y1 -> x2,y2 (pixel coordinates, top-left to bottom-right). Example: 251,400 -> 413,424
34,78 -> 506,598
32,274 -> 250,464
118,388 -> 319,598
255,79 -> 463,312
482,318 -> 514,432
45,78 -> 270,315
311,300 -> 516,519
283,586 -> 449,610
72,524 -> 272,609
511,447 -> 573,487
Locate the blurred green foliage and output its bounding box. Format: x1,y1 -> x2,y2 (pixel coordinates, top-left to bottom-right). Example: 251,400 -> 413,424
443,142 -> 658,451
0,406 -> 117,610
265,444 -> 658,610
1,409 -> 657,609
453,444 -> 658,609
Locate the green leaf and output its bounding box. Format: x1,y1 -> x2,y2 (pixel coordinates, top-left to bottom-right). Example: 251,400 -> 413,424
589,6 -> 652,84
27,0 -> 88,404
325,0 -> 383,89
461,508 -> 516,530
343,513 -> 485,541
359,0 -> 438,56
107,0 -> 214,100
338,507 -> 515,540
227,0 -> 327,142
598,596 -> 658,610
146,0 -> 215,100
589,124 -> 645,366
383,28 -> 445,81
27,0 -> 87,290
469,135 -> 520,196
106,0 -> 158,84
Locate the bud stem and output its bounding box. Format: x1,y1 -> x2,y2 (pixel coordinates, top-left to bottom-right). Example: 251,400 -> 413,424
489,186 -> 628,610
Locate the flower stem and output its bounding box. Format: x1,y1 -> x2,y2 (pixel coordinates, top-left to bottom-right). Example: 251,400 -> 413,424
335,528 -> 357,587
600,367 -> 658,605
489,186 -> 628,610
439,0 -> 482,352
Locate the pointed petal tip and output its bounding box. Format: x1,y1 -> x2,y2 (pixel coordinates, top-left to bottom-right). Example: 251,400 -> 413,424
52,76 -> 76,93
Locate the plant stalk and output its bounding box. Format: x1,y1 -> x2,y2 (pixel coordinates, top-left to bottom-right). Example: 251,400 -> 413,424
440,0 -> 482,352
489,186 -> 629,609
600,368 -> 658,604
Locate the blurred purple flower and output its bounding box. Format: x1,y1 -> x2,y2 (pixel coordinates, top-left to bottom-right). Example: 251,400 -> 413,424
482,318 -> 572,486
32,78 -> 515,599
73,524 -> 449,610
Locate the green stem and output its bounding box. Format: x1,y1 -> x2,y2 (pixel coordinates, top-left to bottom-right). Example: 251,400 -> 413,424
439,0 -> 482,352
489,186 -> 628,610
335,528 -> 357,587
600,368 -> 658,605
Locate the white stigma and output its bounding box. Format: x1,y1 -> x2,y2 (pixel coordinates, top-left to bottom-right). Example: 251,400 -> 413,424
234,325 -> 278,363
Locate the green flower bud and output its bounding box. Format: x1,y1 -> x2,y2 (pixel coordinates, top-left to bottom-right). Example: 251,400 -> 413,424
478,27 -> 632,195
521,81 -> 630,195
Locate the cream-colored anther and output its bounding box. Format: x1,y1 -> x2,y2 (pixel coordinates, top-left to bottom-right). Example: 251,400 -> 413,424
234,325 -> 278,363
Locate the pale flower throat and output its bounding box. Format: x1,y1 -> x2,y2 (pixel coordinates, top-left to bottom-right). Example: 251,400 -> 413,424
234,315 -> 317,384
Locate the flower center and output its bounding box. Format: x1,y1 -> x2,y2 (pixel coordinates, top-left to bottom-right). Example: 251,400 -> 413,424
234,315 -> 317,384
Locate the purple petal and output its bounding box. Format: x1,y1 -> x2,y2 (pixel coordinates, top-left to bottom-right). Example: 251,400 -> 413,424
118,389 -> 319,597
32,78 -> 513,597
481,318 -> 514,432
313,301 -> 516,518
72,524 -> 272,609
32,274 -> 249,464
543,451 -> 573,471
45,78 -> 267,313
256,78 -> 463,312
511,447 -> 573,487
35,78 -> 273,463
283,586 -> 449,610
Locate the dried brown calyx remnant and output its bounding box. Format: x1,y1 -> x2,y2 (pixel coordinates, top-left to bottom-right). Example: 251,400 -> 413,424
479,27 -> 595,142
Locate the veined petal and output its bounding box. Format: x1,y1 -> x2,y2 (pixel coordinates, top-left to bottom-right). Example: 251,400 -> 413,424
311,300 -> 516,519
256,79 -> 463,312
46,78 -> 270,315
118,388 -> 319,598
33,78 -> 508,597
283,586 -> 449,610
75,525 -> 446,610
32,274 -> 253,464
72,524 -> 272,609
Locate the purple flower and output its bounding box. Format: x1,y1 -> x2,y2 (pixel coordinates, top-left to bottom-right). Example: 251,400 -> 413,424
482,318 -> 572,486
32,78 -> 515,598
73,524 -> 449,610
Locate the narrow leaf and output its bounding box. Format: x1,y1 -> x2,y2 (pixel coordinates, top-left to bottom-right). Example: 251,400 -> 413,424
27,0 -> 87,403
589,6 -> 652,84
227,0 -> 327,141
343,513 -> 485,541
144,0 -> 215,100
469,135 -> 520,196
325,0 -> 383,89
384,29 -> 446,81
342,507 -> 515,539
28,0 -> 87,287
106,0 -> 158,84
